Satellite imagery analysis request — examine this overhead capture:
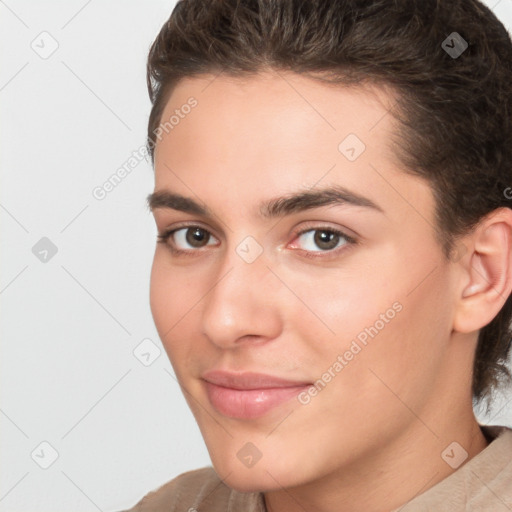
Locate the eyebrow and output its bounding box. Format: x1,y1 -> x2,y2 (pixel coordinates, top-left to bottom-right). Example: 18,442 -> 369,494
146,185 -> 383,218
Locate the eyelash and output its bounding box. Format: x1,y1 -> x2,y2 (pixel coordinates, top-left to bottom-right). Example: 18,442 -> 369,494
156,224 -> 358,259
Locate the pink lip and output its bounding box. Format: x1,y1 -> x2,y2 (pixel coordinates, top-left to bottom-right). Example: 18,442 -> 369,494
202,370 -> 312,419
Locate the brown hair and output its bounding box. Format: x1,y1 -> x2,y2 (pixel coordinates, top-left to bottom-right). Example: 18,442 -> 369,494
146,0 -> 512,407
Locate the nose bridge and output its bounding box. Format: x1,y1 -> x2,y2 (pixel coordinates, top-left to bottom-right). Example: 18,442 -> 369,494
206,242 -> 270,316
200,239 -> 281,346
214,233 -> 271,298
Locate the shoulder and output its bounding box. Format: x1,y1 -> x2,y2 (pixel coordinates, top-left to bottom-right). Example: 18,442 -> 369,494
120,466 -> 265,512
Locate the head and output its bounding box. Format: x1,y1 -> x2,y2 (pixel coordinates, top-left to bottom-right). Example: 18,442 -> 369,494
146,0 -> 512,492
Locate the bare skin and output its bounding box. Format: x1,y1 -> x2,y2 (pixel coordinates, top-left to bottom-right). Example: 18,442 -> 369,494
148,71 -> 512,512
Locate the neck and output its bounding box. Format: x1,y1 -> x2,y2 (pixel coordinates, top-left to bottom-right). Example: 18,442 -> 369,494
263,411 -> 488,512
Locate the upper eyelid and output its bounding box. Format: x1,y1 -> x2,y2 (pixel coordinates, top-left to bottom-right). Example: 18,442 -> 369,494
292,221 -> 357,238
153,205 -> 361,237
159,221 -> 219,237
159,223 -> 352,237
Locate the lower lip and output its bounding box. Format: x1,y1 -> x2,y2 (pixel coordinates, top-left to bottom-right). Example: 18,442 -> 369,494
204,381 -> 311,419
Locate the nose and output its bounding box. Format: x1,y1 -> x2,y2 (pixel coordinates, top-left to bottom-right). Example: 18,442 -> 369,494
200,248 -> 282,349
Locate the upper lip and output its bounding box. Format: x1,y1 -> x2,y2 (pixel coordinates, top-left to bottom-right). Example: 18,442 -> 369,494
202,370 -> 311,390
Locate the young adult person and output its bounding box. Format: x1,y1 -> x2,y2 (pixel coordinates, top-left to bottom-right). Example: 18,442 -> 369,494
121,1 -> 512,510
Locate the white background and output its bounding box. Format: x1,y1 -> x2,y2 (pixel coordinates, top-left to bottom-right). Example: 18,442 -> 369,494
1,1 -> 512,511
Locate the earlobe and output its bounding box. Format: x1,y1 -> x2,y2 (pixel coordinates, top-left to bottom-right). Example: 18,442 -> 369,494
453,208 -> 512,334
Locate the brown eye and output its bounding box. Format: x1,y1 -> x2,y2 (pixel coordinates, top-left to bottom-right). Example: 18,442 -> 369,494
294,228 -> 349,252
164,226 -> 218,251
185,227 -> 211,248
157,225 -> 220,254
313,230 -> 341,250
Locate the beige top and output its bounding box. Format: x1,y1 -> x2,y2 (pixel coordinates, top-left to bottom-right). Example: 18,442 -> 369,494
121,425 -> 512,512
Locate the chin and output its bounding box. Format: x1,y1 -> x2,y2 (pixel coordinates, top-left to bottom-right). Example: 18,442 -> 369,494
210,452 -> 309,493
213,465 -> 280,493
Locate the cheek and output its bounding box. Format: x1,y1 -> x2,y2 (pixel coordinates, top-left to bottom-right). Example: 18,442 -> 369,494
324,272 -> 452,421
149,252 -> 204,358
280,260 -> 399,354
290,249 -> 452,394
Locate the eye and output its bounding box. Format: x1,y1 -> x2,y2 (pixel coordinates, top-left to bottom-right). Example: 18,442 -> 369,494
157,226 -> 219,253
289,227 -> 355,253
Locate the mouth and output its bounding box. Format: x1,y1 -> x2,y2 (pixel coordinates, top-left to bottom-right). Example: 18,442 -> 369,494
201,370 -> 312,419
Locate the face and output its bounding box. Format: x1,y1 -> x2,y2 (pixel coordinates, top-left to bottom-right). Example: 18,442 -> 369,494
149,72 -> 463,492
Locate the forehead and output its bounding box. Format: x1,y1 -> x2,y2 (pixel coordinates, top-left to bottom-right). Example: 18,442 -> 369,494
153,71 -> 434,227
155,71 -> 397,164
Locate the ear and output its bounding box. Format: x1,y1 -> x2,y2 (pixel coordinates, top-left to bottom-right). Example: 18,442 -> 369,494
453,207 -> 512,334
